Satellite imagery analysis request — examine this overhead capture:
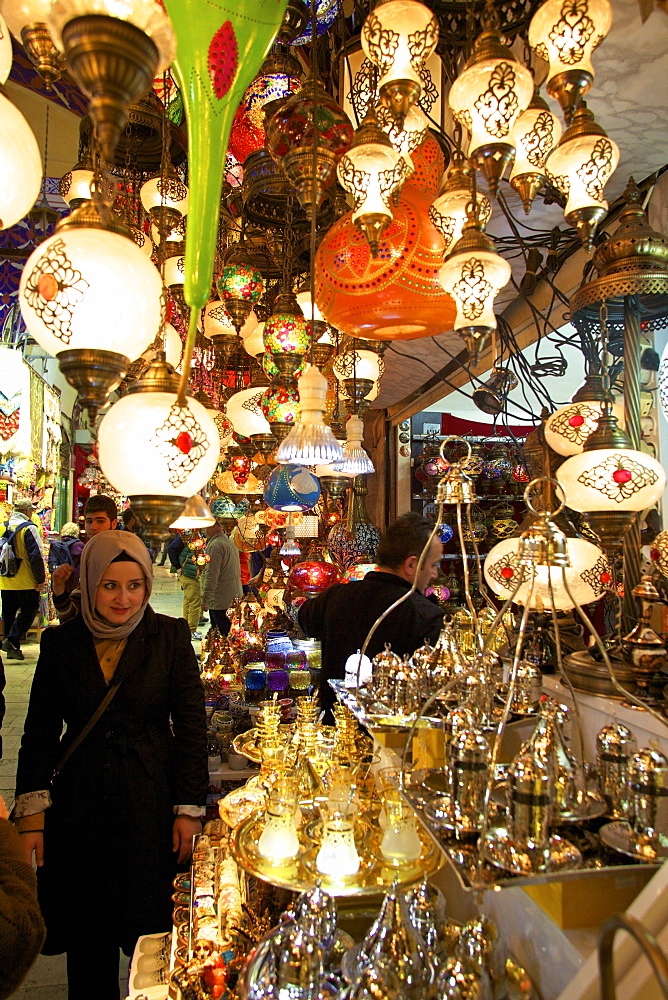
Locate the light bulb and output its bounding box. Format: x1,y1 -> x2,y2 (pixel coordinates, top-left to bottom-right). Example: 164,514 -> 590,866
19,218 -> 163,360
98,391 -> 220,497
0,94 -> 42,232
277,365 -> 344,466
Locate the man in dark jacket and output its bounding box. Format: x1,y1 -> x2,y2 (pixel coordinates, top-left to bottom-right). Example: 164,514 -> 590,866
298,512 -> 444,715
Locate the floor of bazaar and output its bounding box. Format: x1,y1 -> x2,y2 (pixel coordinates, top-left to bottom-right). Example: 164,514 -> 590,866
2,566 -> 183,999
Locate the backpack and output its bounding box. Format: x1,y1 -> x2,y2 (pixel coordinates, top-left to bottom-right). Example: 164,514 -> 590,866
0,520 -> 33,578
48,536 -> 77,573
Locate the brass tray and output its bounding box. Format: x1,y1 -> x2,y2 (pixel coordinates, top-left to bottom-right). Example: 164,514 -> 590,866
230,809 -> 442,897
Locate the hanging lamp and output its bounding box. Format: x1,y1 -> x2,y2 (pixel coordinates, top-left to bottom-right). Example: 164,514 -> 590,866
360,0 -> 439,124
19,198 -> 163,419
266,73 -> 354,213
556,401 -> 666,552
429,150 -> 492,258
544,373 -> 625,456
336,414 -> 374,476
170,494 -> 216,529
140,165 -> 189,244
448,1 -> 533,196
437,205 -> 511,361
48,0 -> 175,163
2,0 -> 65,86
528,0 -> 612,124
217,245 -> 266,334
226,364 -> 272,438
262,291 -> 312,379
97,354 -> 220,542
546,103 -> 619,251
260,378 -> 300,443
276,363 -> 344,466
336,109 -> 408,257
264,463 -> 321,512
333,341 -> 383,412
509,89 -> 562,215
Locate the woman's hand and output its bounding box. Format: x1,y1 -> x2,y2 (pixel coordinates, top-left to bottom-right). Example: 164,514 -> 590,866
20,832 -> 44,867
172,815 -> 202,864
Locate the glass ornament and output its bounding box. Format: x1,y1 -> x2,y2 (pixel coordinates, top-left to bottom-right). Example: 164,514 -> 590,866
0,94 -> 42,232
429,151 -> 492,258
484,535 -> 611,610
218,260 -> 265,333
229,65 -> 302,164
98,390 -> 220,498
264,464 -> 322,512
448,7 -> 532,195
360,0 -> 439,122
266,75 -> 354,212
288,558 -> 341,593
509,91 -> 562,214
19,216 -> 163,360
336,111 -> 408,256
546,104 -> 619,251
545,399 -> 625,456
263,295 -> 311,357
556,447 -> 666,513
226,387 -> 271,438
291,0 -> 339,46
437,213 -> 511,360
315,135 -> 456,340
341,562 -> 379,583
260,381 -> 300,425
529,0 -> 612,123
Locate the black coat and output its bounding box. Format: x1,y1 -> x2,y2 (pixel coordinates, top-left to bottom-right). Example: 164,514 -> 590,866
16,606 -> 208,951
298,571 -> 444,714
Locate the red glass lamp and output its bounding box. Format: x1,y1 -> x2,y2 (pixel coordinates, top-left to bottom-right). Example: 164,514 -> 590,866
288,553 -> 341,594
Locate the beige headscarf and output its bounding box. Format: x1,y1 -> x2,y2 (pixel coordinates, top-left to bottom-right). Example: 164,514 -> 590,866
79,531 -> 153,640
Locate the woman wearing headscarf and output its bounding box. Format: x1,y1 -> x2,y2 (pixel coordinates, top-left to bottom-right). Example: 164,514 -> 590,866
13,532 -> 208,1000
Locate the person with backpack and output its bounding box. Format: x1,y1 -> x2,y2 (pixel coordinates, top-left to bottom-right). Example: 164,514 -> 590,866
0,499 -> 46,661
47,524 -> 84,594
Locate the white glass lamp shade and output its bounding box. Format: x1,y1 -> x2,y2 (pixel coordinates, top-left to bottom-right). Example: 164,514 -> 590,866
2,0 -> 52,39
0,14 -> 13,84
0,95 -> 42,232
448,57 -> 533,155
337,142 -> 405,226
60,167 -> 95,207
19,226 -> 163,359
202,300 -> 257,340
556,448 -> 666,513
48,0 -> 176,72
544,399 -> 625,456
438,248 -> 511,334
528,0 -> 612,88
361,0 -> 438,98
163,251 -> 185,289
226,386 -> 271,437
509,105 -> 562,180
333,348 -> 382,384
546,130 -> 619,221
126,223 -> 154,258
658,340 -> 668,422
430,186 -> 492,259
163,322 -> 183,370
378,103 -> 429,157
295,289 -> 324,323
140,173 -> 189,216
243,323 -> 265,358
98,391 -> 220,497
484,535 -> 611,610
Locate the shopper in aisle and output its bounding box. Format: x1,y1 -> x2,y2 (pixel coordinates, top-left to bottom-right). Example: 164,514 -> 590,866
51,494 -> 119,622
0,498 -> 46,661
14,530 -> 208,1000
200,520 -> 242,636
0,794 -> 45,998
47,522 -> 85,591
179,535 -> 203,641
298,512 -> 444,716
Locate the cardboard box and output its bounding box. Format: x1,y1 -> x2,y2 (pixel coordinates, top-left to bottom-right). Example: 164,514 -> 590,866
523,868 -> 655,929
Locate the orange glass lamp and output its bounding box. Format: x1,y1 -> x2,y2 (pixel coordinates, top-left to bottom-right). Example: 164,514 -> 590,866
315,135 -> 455,341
